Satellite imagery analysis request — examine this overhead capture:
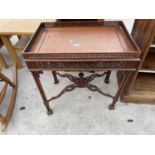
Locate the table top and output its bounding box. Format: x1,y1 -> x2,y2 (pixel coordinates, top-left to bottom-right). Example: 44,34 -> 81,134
30,26 -> 134,54
0,19 -> 56,35
24,21 -> 141,61
27,21 -> 139,55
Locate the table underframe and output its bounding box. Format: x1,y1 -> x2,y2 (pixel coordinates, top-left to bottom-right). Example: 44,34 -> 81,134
31,70 -> 131,115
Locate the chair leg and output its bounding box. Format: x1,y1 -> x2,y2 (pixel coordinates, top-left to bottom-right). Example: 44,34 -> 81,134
0,72 -> 15,87
0,53 -> 8,68
0,114 -> 5,122
0,64 -> 18,131
0,83 -> 8,106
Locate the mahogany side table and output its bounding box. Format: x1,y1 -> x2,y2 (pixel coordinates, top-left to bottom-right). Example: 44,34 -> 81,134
23,21 -> 140,115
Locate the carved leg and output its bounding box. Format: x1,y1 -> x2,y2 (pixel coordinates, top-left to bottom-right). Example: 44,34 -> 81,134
52,71 -> 59,84
31,71 -> 53,115
108,71 -> 130,110
104,71 -> 111,84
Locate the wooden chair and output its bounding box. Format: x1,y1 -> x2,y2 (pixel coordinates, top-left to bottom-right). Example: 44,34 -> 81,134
0,63 -> 17,131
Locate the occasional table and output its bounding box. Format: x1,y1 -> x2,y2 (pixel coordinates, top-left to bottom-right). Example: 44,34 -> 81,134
23,21 -> 141,115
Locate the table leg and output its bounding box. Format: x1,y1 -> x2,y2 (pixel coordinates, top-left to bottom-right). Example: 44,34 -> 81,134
52,71 -> 59,84
108,71 -> 130,110
1,36 -> 23,69
31,71 -> 53,115
0,53 -> 8,68
104,71 -> 111,84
